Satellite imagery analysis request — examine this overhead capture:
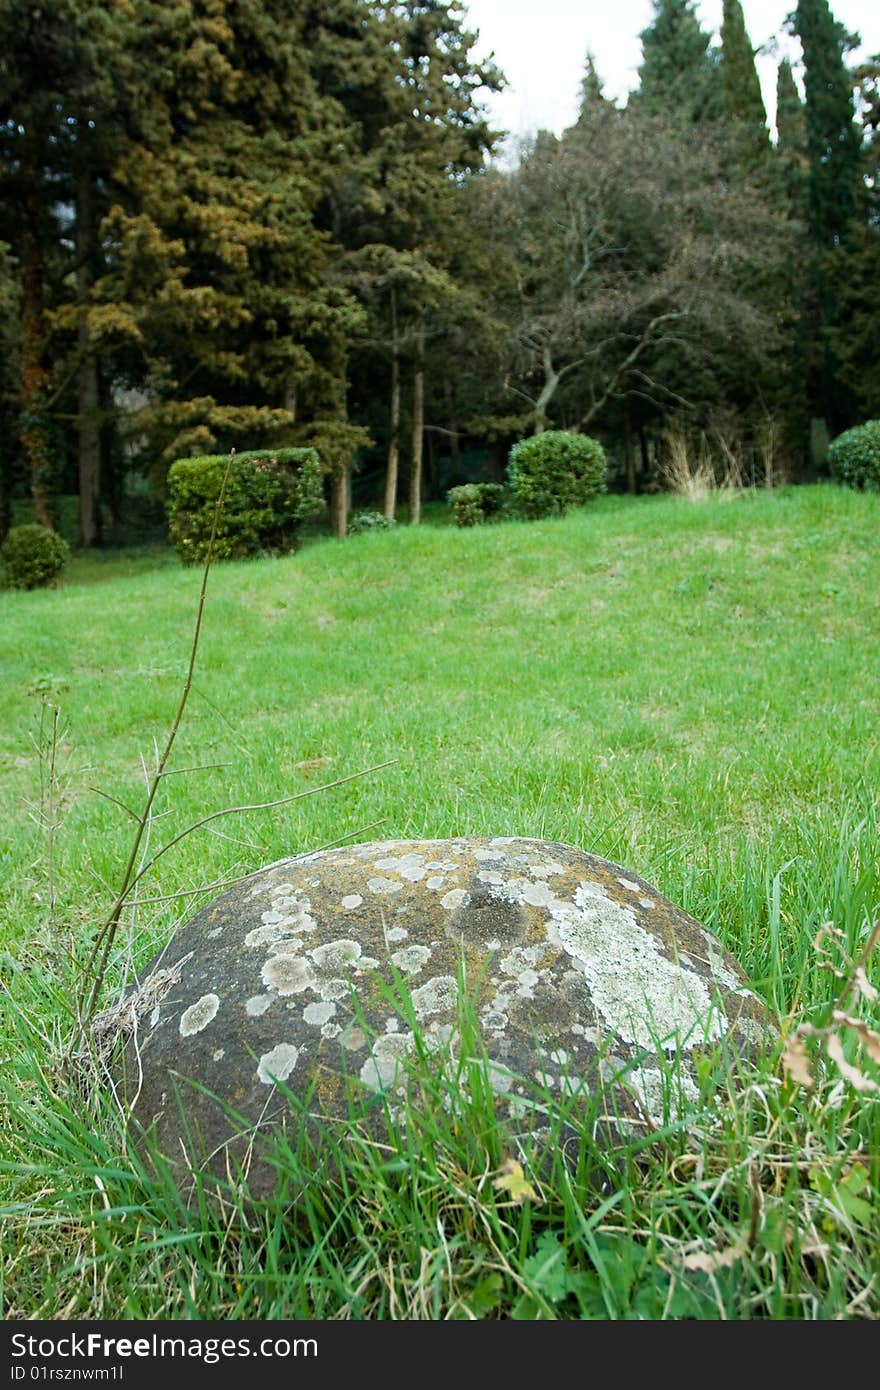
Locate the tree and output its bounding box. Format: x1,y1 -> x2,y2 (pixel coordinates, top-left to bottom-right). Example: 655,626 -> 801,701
333,0 -> 502,524
793,0 -> 863,250
490,83 -> 793,447
775,58 -> 809,208
824,55 -> 880,418
792,0 -> 864,429
719,0 -> 770,167
636,0 -> 722,125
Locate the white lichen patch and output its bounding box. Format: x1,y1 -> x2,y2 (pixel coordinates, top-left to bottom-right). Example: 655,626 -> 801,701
207,927 -> 222,940
212,1048 -> 225,1062
626,1065 -> 700,1127
639,898 -> 655,910
245,924 -> 293,949
310,938 -> 361,971
245,994 -> 272,1017
367,876 -> 403,895
261,955 -> 316,996
477,870 -> 505,885
617,877 -> 641,893
411,975 -> 457,1020
481,1009 -> 509,1031
521,880 -> 560,908
267,938 -> 304,956
387,925 -> 408,943
527,860 -> 566,879
342,1025 -> 366,1052
319,977 -> 351,1001
515,969 -> 540,998
390,945 -> 432,976
499,944 -> 544,976
374,853 -> 427,881
440,888 -> 468,910
303,1000 -> 337,1026
359,1032 -> 413,1090
699,928 -> 748,992
179,993 -> 220,1037
426,875 -> 447,891
341,894 -> 363,911
736,1015 -> 772,1049
485,1060 -> 515,1094
257,1042 -> 300,1085
552,883 -> 726,1050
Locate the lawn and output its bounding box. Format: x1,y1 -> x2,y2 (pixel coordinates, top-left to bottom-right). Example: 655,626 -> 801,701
1,484 -> 878,1319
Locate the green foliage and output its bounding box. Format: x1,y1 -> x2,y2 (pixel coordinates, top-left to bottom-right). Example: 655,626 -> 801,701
166,448 -> 324,565
1,522 -> 69,589
447,482 -> 506,527
506,432 -> 606,519
637,0 -> 721,124
793,0 -> 862,250
719,0 -> 769,165
348,511 -> 397,534
827,420 -> 880,491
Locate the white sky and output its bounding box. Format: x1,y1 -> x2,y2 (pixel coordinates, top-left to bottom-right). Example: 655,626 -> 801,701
463,0 -> 880,140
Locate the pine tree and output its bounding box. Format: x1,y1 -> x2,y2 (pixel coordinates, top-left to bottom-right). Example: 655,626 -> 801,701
636,0 -> 722,125
719,0 -> 770,166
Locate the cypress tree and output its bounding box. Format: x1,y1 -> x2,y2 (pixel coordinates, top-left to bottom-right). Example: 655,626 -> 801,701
793,0 -> 862,250
636,0 -> 722,125
719,0 -> 770,165
775,59 -> 809,207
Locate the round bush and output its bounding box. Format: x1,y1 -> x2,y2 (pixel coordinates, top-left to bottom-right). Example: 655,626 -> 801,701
348,511 -> 397,533
506,430 -> 606,519
1,524 -> 70,590
447,482 -> 506,527
827,420 -> 880,491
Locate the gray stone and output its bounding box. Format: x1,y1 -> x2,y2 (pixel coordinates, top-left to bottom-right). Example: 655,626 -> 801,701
111,837 -> 775,1198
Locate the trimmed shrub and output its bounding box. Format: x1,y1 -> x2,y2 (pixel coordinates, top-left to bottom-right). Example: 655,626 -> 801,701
1,523 -> 69,590
167,448 -> 324,564
506,430 -> 606,519
447,483 -> 506,527
348,511 -> 397,534
827,420 -> 880,492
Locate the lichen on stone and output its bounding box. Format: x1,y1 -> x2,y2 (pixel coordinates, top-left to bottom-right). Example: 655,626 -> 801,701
257,1042 -> 300,1085
179,993 -> 220,1037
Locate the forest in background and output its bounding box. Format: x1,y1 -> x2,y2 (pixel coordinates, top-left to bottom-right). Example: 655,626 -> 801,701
1,0 -> 878,544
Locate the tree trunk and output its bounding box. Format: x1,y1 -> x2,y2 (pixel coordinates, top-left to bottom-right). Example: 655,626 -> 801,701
331,467 -> 349,538
384,290 -> 400,519
408,318 -> 425,525
624,418 -> 637,495
283,375 -> 297,421
20,207 -> 52,527
533,344 -> 559,434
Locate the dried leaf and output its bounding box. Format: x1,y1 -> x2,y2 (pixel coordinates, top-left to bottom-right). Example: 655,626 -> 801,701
781,1033 -> 813,1088
682,1233 -> 749,1274
492,1157 -> 539,1205
825,1033 -> 880,1093
853,966 -> 878,1004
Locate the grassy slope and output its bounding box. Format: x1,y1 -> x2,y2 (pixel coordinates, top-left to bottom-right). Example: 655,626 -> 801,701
1,485 -> 878,1319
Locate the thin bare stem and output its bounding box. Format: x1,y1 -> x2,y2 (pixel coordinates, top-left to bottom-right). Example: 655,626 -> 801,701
77,453 -> 234,1029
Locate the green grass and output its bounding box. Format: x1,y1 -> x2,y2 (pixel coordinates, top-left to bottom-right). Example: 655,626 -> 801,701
1,483 -> 878,1319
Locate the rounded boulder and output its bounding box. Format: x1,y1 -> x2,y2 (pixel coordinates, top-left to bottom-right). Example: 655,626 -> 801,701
112,837 -> 774,1198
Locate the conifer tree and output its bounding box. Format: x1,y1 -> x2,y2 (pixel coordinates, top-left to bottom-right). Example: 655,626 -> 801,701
775,59 -> 809,208
636,0 -> 722,125
793,0 -> 862,250
719,0 -> 770,166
